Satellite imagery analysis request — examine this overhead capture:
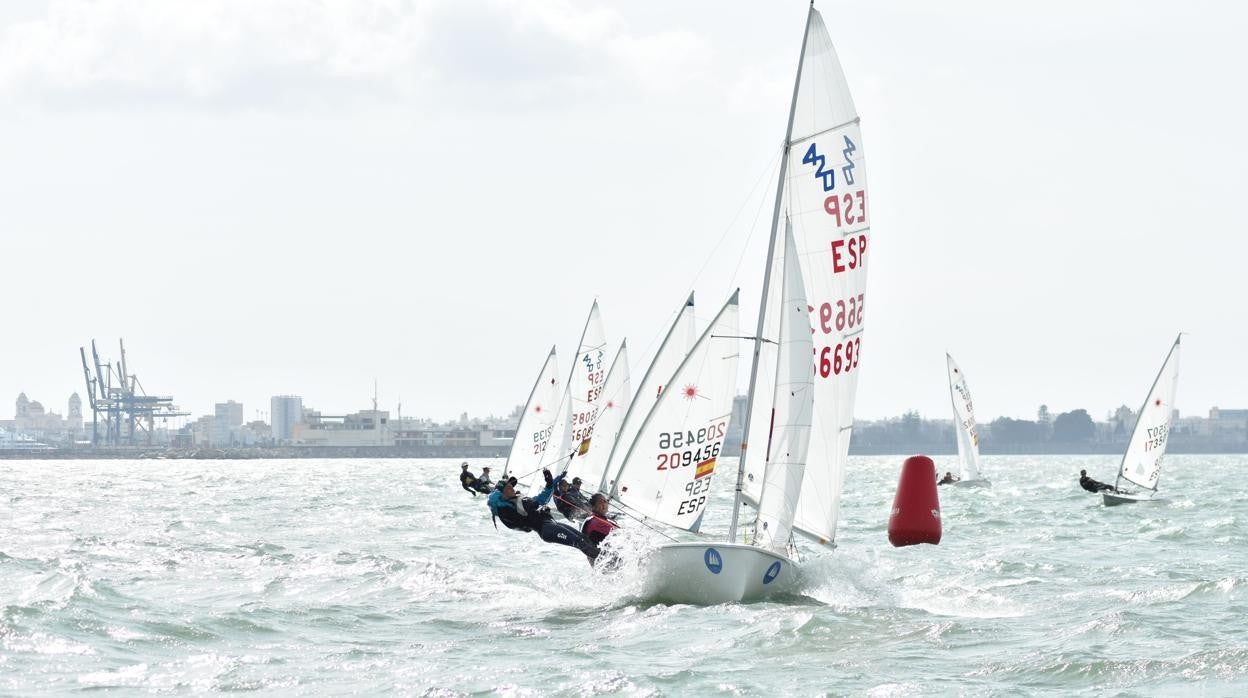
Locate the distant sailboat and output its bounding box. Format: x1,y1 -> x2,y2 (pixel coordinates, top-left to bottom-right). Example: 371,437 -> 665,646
504,302 -> 608,489
501,347 -> 561,480
946,354 -> 990,488
1103,335 -> 1181,506
565,339 -> 630,493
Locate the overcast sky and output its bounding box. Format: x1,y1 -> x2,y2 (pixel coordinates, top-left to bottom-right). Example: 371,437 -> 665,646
2,0 -> 1245,427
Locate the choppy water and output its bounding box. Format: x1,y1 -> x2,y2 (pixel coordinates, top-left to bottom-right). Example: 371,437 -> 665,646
2,455 -> 1246,695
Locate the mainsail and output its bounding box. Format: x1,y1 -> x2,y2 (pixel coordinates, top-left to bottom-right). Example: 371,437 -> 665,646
610,291 -> 740,532
946,354 -> 982,482
567,340 -> 630,491
1116,335 -> 1181,493
502,346 -> 561,479
599,294 -> 697,493
736,7 -> 870,546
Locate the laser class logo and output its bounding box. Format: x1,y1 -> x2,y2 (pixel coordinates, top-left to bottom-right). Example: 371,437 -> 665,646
704,547 -> 723,574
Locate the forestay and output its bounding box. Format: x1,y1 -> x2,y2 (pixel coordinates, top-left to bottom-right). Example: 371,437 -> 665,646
567,340 -> 630,491
946,353 -> 982,482
502,346 -> 561,479
741,8 -> 870,546
599,294 -> 697,493
611,291 -> 740,532
1116,335 -> 1181,493
751,223 -> 815,552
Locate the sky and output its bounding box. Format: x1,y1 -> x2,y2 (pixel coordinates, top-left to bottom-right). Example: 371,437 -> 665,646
2,0 -> 1246,426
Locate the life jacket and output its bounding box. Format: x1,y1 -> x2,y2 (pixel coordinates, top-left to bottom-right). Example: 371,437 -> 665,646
488,490 -> 541,532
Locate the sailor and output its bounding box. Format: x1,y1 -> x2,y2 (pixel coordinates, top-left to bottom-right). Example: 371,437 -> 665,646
938,471 -> 960,486
459,462 -> 481,496
473,466 -> 494,494
553,480 -> 576,519
487,476 -> 599,562
581,493 -> 621,569
1079,469 -> 1115,493
581,493 -> 617,546
563,477 -> 591,518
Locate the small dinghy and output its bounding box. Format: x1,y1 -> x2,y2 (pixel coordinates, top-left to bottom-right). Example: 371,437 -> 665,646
1103,335 -> 1181,507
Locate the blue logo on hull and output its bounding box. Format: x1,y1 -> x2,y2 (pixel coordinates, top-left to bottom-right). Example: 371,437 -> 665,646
704,548 -> 723,574
763,561 -> 781,585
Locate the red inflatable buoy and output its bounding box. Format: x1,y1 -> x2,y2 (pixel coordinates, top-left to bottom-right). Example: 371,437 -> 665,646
887,455 -> 942,547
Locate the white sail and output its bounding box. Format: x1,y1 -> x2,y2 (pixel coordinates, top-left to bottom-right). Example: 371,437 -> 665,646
751,223 -> 814,552
520,302 -> 607,490
745,9 -> 868,546
946,354 -> 982,482
502,346 -> 561,479
1116,335 -> 1181,492
737,8 -> 868,547
610,291 -> 740,532
599,293 -> 697,493
567,340 -> 630,490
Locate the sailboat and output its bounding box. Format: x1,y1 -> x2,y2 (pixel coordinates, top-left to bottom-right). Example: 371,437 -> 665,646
501,346 -> 562,481
564,339 -> 630,494
1103,334 -> 1181,506
946,354 -> 990,488
507,302 -> 608,490
598,293 -> 697,495
611,4 -> 871,603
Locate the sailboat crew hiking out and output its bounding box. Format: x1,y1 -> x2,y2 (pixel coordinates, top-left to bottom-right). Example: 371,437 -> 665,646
1079,469 -> 1115,493
459,462 -> 489,496
487,473 -> 601,563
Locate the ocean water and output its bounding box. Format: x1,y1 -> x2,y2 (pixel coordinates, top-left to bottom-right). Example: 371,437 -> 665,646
1,455 -> 1246,696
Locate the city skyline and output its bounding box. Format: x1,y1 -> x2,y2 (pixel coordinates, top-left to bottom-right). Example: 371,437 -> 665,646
3,1 -> 1246,426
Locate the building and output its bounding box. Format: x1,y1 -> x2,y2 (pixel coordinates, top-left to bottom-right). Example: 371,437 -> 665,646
271,395 -> 303,443
10,392 -> 83,444
292,408 -> 393,447
211,401 -> 245,446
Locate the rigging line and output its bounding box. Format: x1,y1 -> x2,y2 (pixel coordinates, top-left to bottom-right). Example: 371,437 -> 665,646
683,146 -> 784,303
602,495 -> 681,543
618,149 -> 782,404
727,144 -> 785,295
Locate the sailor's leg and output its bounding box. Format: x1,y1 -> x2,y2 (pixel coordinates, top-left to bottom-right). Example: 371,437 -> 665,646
538,521 -> 599,560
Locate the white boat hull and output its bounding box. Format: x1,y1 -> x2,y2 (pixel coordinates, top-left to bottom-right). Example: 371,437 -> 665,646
1103,490 -> 1155,506
641,542 -> 796,604
952,478 -> 991,489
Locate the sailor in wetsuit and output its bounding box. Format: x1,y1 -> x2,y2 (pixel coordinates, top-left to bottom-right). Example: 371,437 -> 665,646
487,473 -> 599,562
581,493 -> 621,569
473,466 -> 494,494
938,471 -> 960,486
1079,469 -> 1116,493
563,477 -> 591,519
459,462 -> 481,496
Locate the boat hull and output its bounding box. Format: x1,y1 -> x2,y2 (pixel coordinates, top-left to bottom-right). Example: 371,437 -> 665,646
952,478 -> 991,489
641,542 -> 795,604
1103,490 -> 1154,506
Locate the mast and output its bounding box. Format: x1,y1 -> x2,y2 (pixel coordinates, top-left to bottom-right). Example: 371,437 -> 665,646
728,5 -> 816,543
